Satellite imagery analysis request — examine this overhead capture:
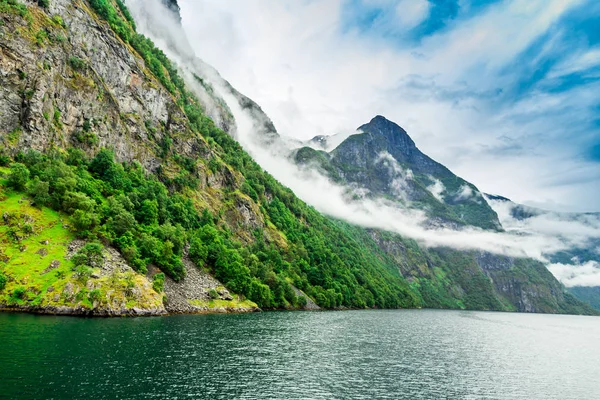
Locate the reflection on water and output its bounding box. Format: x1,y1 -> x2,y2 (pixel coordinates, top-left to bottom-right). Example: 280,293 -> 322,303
1,310 -> 599,399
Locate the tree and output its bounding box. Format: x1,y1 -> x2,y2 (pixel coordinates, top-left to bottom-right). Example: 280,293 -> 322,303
152,273 -> 165,293
72,209 -> 99,232
189,235 -> 208,267
7,163 -> 30,190
138,199 -> 158,225
0,272 -> 7,292
71,243 -> 104,268
28,177 -> 50,206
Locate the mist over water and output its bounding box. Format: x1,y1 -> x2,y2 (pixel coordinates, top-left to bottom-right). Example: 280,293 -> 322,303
2,311 -> 599,399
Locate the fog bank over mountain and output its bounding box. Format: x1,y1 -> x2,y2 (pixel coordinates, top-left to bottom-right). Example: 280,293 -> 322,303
177,0 -> 600,213
126,0 -> 600,292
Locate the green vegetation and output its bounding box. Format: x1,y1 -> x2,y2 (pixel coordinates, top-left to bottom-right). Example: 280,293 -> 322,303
0,0 -> 589,316
7,163 -> 30,190
78,0 -> 423,310
0,147 -> 422,309
0,272 -> 7,291
68,56 -> 87,71
53,108 -> 62,128
152,273 -> 165,293
0,0 -> 29,19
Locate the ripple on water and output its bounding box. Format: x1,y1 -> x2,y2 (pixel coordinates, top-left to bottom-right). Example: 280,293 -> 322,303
0,310 -> 599,399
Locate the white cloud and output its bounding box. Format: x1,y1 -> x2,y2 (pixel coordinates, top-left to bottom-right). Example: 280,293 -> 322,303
376,151 -> 414,201
427,176 -> 445,202
395,0 -> 430,29
174,0 -> 598,212
456,184 -> 474,201
126,0 -> 600,288
547,261 -> 600,287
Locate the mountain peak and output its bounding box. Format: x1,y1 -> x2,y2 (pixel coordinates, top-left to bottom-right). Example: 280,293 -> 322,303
357,115 -> 415,148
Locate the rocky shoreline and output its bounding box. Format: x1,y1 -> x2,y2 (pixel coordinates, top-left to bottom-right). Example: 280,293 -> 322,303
0,304 -> 258,317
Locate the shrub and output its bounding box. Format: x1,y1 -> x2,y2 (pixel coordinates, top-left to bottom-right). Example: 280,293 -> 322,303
73,130 -> 99,147
0,153 -> 10,166
71,243 -> 104,269
89,289 -> 102,303
296,295 -> 307,308
35,29 -> 49,45
68,56 -> 87,71
11,286 -> 26,301
28,177 -> 50,206
152,273 -> 165,293
73,265 -> 92,281
53,108 -> 62,128
0,272 -> 7,291
7,163 -> 30,190
52,15 -> 66,28
38,0 -> 49,8
208,288 -> 219,299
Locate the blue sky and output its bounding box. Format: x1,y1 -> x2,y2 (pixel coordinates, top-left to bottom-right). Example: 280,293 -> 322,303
179,0 -> 600,212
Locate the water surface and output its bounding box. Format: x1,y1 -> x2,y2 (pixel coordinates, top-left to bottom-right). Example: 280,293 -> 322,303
1,310 -> 599,399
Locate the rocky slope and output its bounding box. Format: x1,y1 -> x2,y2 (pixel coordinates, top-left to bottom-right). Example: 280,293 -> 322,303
0,0 -> 263,314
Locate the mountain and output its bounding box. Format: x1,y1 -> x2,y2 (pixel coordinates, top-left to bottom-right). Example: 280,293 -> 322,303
484,194 -> 600,311
296,116 -> 502,230
0,0 -> 594,316
568,287 -> 600,311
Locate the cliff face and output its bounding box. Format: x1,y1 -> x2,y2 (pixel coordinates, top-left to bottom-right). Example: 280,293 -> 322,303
364,229 -> 591,313
0,0 -> 263,315
1,0 -> 194,168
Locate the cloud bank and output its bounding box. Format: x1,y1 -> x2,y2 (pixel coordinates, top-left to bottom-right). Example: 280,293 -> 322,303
126,0 -> 600,288
177,0 -> 600,213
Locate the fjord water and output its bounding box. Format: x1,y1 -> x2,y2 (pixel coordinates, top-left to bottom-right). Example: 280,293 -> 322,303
1,310 -> 599,399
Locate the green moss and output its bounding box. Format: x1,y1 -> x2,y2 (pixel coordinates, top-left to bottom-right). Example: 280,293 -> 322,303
53,107 -> 62,129
188,297 -> 257,310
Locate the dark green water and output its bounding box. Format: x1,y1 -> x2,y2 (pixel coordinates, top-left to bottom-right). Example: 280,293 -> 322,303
1,310 -> 599,399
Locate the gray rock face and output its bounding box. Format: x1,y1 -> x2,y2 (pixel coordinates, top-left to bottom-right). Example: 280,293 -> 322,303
0,0 -> 205,170
160,259 -> 258,314
475,252 -> 514,271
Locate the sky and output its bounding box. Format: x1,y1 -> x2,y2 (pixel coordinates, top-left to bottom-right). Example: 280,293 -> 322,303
125,0 -> 600,286
178,0 -> 600,213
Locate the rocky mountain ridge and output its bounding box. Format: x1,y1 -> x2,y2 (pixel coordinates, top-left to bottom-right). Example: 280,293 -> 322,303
297,116 -> 502,230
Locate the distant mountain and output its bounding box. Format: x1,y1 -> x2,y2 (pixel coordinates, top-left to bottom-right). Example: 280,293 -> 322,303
568,287 -> 600,311
296,116 -> 502,230
484,194 -> 600,311
485,194 -> 600,264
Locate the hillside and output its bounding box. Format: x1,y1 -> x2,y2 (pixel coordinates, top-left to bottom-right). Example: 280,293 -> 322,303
0,0 -> 595,316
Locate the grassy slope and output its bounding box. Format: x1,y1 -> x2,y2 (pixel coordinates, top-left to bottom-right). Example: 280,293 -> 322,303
0,167 -> 162,313
0,168 -> 75,307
